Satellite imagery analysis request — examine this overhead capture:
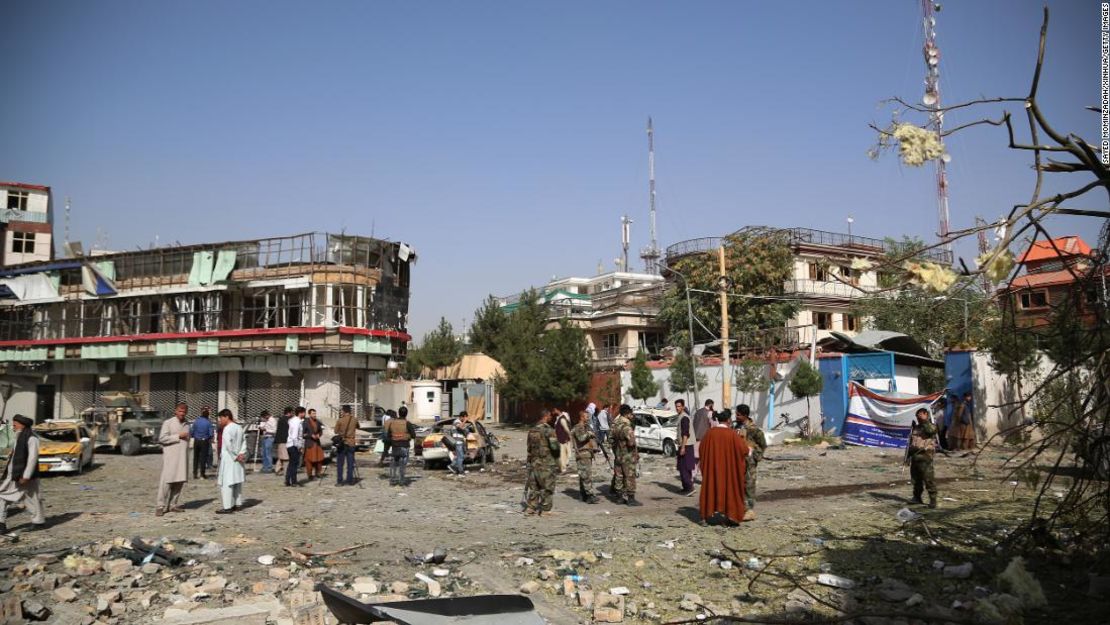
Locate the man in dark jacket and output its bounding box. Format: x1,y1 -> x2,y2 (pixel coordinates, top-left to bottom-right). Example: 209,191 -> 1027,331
274,407 -> 292,476
191,408 -> 214,479
1,415 -> 46,532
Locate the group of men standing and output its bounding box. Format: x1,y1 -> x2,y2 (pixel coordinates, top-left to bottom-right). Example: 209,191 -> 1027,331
155,403 -> 370,518
156,403 -> 249,516
522,403 -> 646,516
524,398 -> 768,524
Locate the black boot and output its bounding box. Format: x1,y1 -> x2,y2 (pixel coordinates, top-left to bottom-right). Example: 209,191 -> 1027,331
626,497 -> 643,507
928,495 -> 937,509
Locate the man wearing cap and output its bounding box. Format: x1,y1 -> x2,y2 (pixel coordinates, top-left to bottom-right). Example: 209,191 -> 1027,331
215,409 -> 247,514
0,415 -> 46,532
156,403 -> 190,516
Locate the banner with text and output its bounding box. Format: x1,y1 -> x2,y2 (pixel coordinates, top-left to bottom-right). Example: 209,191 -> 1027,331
842,383 -> 944,448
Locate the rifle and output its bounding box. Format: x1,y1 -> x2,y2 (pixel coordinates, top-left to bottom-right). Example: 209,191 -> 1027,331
901,424 -> 913,476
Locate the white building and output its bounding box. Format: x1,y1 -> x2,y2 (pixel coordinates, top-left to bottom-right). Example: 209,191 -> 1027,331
1,182 -> 54,266
498,271 -> 666,369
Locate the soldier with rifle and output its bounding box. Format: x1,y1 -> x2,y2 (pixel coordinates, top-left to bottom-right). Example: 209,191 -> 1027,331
906,407 -> 940,508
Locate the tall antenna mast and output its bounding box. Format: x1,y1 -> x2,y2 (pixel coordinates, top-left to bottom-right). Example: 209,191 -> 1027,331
63,196 -> 71,251
922,1 -> 952,254
621,214 -> 633,272
639,117 -> 661,274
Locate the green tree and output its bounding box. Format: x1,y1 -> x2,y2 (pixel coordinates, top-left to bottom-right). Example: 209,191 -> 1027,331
419,317 -> 462,371
853,281 -> 989,355
628,350 -> 660,402
788,359 -> 824,426
400,344 -> 424,379
735,359 -> 768,394
658,228 -> 798,349
495,290 -> 549,403
668,349 -> 707,396
469,295 -> 507,360
539,319 -> 591,404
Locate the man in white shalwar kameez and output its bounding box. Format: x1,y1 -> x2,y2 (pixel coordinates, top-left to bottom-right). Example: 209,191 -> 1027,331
216,409 -> 246,514
156,403 -> 190,517
0,415 -> 46,533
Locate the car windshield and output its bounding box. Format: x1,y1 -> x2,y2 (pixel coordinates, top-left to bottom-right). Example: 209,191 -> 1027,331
35,428 -> 80,442
657,416 -> 679,427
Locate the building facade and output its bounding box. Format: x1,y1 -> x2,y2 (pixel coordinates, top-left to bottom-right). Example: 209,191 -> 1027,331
498,271 -> 666,369
666,226 -> 954,347
0,231 -> 414,425
1004,235 -> 1107,330
1,182 -> 54,267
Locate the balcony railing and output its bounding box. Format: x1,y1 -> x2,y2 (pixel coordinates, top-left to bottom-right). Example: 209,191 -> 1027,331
0,209 -> 49,224
783,279 -> 866,299
666,226 -> 953,266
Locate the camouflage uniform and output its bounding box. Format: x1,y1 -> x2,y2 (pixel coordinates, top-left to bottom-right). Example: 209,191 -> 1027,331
908,420 -> 938,507
737,422 -> 767,509
525,421 -> 560,514
571,421 -> 598,502
609,415 -> 639,502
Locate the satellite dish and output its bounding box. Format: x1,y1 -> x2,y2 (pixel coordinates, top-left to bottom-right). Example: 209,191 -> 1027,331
922,92 -> 938,106
941,154 -> 952,163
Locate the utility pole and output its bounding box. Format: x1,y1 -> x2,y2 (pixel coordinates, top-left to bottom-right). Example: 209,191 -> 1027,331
718,246 -> 731,410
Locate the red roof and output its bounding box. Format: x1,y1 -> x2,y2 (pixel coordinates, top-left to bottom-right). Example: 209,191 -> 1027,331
1009,265 -> 1110,290
1018,236 -> 1092,264
0,181 -> 50,192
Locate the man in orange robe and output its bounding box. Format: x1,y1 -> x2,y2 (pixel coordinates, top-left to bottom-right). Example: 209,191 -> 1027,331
698,415 -> 750,525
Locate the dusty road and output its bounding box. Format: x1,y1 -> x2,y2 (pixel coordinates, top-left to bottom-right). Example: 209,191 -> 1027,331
0,424 -> 1097,625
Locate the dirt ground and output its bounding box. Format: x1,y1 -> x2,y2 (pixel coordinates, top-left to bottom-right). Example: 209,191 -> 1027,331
1,424 -> 1103,625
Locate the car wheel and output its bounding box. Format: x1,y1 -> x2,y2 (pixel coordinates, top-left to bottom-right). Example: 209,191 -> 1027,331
662,439 -> 677,457
118,432 -> 141,456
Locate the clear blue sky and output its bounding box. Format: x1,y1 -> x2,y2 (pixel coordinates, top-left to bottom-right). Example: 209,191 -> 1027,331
0,1 -> 1098,339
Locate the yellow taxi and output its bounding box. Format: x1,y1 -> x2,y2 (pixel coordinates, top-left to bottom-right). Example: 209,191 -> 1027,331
33,420 -> 95,474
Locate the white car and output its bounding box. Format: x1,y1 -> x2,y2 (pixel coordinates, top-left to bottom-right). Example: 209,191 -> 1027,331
632,409 -> 680,457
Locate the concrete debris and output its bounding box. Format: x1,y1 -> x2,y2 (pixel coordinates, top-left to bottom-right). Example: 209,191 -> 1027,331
21,598 -> 51,621
351,577 -> 380,595
593,592 -> 625,623
905,593 -> 924,607
161,603 -> 271,625
414,573 -> 441,597
514,557 -> 534,567
538,569 -> 555,581
943,563 -> 974,579
256,555 -> 275,566
876,578 -> 914,602
519,581 -> 540,594
389,581 -> 410,594
432,568 -> 450,577
268,568 -> 291,580
609,586 -> 630,595
53,586 -> 78,603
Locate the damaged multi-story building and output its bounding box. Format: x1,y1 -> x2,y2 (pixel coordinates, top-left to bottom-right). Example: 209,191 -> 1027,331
0,222 -> 415,424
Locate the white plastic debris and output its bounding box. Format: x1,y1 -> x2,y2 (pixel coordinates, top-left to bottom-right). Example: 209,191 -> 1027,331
257,555 -> 275,566
432,569 -> 450,577
609,587 -> 630,596
746,558 -> 762,570
816,573 -> 856,589
720,560 -> 733,570
896,508 -> 921,522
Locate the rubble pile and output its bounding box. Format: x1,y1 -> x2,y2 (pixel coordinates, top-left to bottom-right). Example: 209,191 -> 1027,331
0,537 -> 478,625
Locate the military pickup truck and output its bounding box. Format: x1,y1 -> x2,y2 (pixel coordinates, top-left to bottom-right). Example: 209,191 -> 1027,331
79,393 -> 165,456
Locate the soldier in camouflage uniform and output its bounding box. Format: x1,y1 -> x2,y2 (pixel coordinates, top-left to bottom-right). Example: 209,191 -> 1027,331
734,404 -> 766,510
610,404 -> 641,506
571,410 -> 600,503
525,409 -> 561,516
908,407 -> 938,508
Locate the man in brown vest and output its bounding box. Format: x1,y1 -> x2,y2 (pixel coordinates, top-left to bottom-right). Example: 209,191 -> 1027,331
334,405 -> 359,486
386,407 -> 417,486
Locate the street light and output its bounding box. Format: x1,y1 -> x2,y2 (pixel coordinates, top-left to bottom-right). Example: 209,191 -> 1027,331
661,266 -> 700,410
933,295 -> 969,344
847,216 -> 854,245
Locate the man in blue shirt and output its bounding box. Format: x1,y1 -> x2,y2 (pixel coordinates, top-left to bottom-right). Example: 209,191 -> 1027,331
191,408 -> 214,480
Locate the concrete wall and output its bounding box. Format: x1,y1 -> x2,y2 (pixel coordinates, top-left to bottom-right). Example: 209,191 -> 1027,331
958,350 -> 1054,442
302,369 -> 341,423
619,358 -> 818,442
